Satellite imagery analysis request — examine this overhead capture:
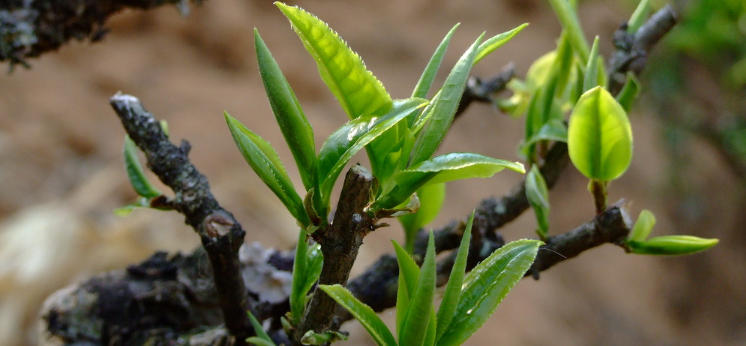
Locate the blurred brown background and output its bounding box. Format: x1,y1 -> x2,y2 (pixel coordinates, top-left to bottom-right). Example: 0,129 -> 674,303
0,0 -> 743,345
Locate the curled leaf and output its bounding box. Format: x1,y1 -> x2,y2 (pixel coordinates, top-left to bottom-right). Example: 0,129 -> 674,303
627,209 -> 656,242
627,235 -> 718,255
123,136 -> 162,199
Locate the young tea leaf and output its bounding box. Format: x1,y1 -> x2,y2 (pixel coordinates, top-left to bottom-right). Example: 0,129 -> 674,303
547,0 -> 590,60
375,153 -> 524,210
525,165 -> 550,239
399,233 -> 436,346
225,112 -> 310,227
435,211 -> 474,343
523,119 -> 568,148
398,182 -> 446,252
393,240 -> 421,337
627,236 -> 719,255
255,29 -> 317,192
582,36 -> 601,93
246,338 -> 276,346
473,23 -> 528,65
410,34 -> 484,165
436,239 -> 542,346
123,136 -> 162,199
627,0 -> 651,34
276,2 -> 392,119
615,73 -> 640,112
413,24 -> 460,99
567,86 -> 633,181
246,311 -> 275,346
317,98 -> 428,203
627,209 -> 656,242
290,228 -> 323,324
318,285 -> 397,346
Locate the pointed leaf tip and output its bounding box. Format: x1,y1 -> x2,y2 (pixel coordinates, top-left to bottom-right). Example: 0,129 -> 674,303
275,2 -> 392,119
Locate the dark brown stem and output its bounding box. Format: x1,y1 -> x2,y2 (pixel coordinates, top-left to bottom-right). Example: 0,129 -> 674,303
342,202 -> 632,321
608,5 -> 677,95
1,0 -> 203,69
109,93 -> 252,343
293,164 -> 377,344
527,201 -> 631,277
455,63 -> 516,118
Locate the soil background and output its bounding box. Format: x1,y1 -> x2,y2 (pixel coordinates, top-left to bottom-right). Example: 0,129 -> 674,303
0,1 -> 743,345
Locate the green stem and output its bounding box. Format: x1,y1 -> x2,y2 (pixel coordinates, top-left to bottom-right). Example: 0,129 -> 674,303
590,179 -> 607,214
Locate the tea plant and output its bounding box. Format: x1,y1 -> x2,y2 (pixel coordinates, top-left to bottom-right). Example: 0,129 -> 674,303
112,1 -> 719,345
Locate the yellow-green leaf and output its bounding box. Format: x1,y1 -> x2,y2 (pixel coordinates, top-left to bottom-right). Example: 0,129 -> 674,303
473,24 -> 528,65
276,2 -> 392,119
627,236 -> 719,255
568,86 -> 633,181
413,24 -> 460,99
628,209 -> 656,242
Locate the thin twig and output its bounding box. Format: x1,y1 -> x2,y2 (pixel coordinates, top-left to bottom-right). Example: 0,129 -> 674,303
342,203 -> 631,320
1,0 -> 203,69
293,165 -> 377,345
109,93 -> 252,343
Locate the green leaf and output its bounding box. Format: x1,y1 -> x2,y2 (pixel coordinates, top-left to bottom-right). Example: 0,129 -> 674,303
435,211 -> 473,343
567,86 -> 633,181
525,165 -> 550,239
225,112 -> 310,227
392,240 -> 421,336
410,34 -> 484,165
366,119 -> 415,188
413,24 -> 460,99
255,29 -> 317,192
399,183 -> 446,252
399,233 -> 436,346
114,197 -> 154,217
627,236 -> 719,255
582,36 -> 601,93
424,306 -> 437,346
547,0 -> 590,61
317,98 -> 428,203
301,330 -> 348,345
627,0 -> 651,34
615,73 -> 640,112
375,153 -> 524,210
436,239 -> 542,346
246,338 -> 276,346
318,285 -> 397,346
473,24 -> 528,65
290,229 -> 323,325
246,311 -> 275,346
523,75 -> 563,161
276,2 -> 392,119
552,31 -> 577,99
123,136 -> 162,199
628,209 -> 656,242
523,119 -> 568,148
